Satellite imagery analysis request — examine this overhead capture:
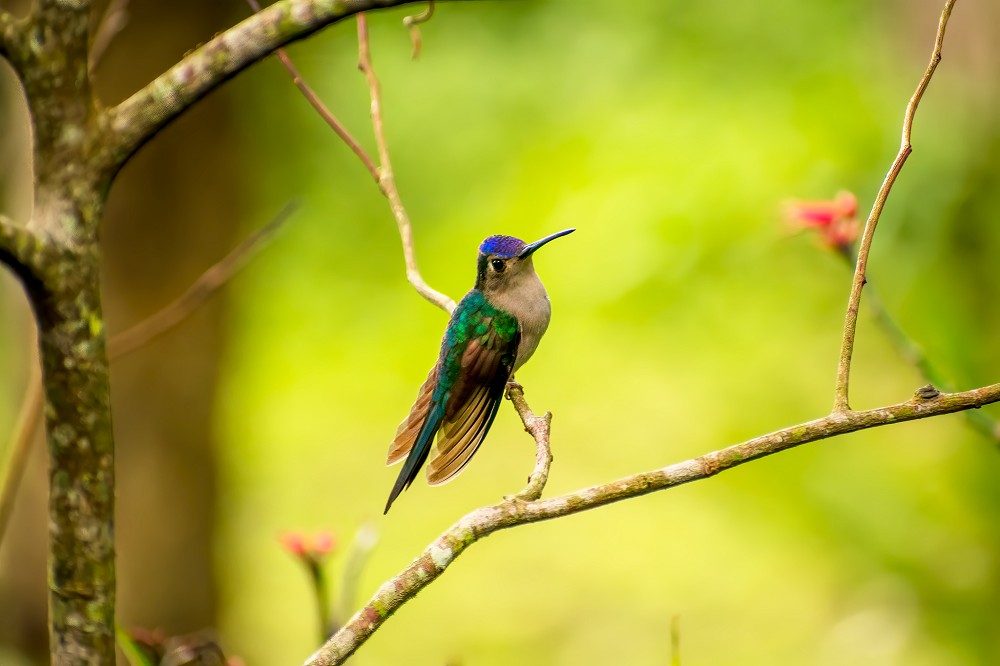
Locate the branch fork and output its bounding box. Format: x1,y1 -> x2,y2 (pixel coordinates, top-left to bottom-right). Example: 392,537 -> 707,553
833,0 -> 957,412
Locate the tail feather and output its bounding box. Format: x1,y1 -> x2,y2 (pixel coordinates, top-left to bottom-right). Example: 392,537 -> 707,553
387,367 -> 438,465
384,405 -> 443,514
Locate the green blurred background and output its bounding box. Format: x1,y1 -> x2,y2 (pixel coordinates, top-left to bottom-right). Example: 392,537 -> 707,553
2,0 -> 999,663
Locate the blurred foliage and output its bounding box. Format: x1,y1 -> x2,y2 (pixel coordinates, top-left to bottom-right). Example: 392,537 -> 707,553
2,0 -> 999,664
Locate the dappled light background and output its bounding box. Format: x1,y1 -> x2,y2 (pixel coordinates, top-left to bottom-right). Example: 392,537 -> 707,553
2,0 -> 1000,664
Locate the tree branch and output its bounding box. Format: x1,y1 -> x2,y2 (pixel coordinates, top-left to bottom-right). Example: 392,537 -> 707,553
89,0 -> 130,72
864,282 -> 1000,444
0,10 -> 14,60
833,0 -> 957,411
0,204 -> 294,551
244,0 -> 380,183
253,4 -> 454,312
106,0 -> 434,172
505,383 -> 552,502
108,201 -> 296,358
0,216 -> 54,298
356,13 -> 455,312
307,381 -> 1000,665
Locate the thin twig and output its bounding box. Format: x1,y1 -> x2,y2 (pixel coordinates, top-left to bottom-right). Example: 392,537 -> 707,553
834,0 -> 957,411
357,13 -> 456,314
306,381 -> 1000,665
0,204 -> 295,549
109,202 -> 297,358
244,0 -> 380,182
89,0 -> 130,71
505,383 -> 553,502
244,5 -> 454,312
403,1 -> 435,60
0,365 -> 41,543
107,0 -> 429,171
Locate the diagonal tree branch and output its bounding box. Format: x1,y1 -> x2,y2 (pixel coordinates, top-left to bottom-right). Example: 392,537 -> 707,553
0,204 -> 295,549
308,382 -> 1000,665
251,4 -> 454,312
109,201 -> 297,358
834,0 -> 957,412
244,0 -> 380,183
0,216 -> 57,297
106,0 -> 439,172
89,0 -> 130,72
0,364 -> 42,544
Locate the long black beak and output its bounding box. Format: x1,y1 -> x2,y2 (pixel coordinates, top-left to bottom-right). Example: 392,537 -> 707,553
518,228 -> 576,258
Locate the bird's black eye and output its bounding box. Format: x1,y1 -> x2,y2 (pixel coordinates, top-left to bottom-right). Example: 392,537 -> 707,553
490,258 -> 505,273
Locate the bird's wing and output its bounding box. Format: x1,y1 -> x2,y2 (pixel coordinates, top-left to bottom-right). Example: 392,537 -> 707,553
387,366 -> 438,465
384,292 -> 518,513
426,319 -> 519,485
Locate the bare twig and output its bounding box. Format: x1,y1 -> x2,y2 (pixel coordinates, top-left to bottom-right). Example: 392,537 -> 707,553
403,1 -> 435,60
0,365 -> 42,543
240,4 -> 453,312
357,13 -> 456,313
505,383 -> 553,502
109,202 -> 296,358
306,381 -> 1000,665
89,0 -> 130,71
834,0 -> 957,411
0,204 -> 295,549
108,0 -> 433,172
244,0 -> 380,182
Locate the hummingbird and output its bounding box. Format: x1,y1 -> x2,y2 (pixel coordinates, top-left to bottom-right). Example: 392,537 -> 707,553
384,228 -> 575,513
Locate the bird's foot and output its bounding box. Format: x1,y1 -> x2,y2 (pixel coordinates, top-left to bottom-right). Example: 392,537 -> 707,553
505,380 -> 523,400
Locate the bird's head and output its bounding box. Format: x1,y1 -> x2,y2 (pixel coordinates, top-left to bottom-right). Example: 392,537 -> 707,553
475,228 -> 575,293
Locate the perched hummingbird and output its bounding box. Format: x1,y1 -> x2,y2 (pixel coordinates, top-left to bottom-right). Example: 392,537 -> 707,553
384,229 -> 575,513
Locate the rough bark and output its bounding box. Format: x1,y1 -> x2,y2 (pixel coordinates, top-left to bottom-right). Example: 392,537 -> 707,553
3,2 -> 118,661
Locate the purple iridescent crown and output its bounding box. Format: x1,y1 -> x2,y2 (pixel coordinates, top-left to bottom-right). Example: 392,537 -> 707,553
479,235 -> 525,259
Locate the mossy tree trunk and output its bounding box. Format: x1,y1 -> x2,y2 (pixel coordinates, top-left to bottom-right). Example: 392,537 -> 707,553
0,0 -> 439,662
4,3 -> 117,662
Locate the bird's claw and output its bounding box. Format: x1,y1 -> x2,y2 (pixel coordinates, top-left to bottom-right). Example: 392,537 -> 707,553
505,380 -> 523,400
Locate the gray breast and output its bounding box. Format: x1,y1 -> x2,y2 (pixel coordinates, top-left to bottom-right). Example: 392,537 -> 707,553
489,270 -> 551,371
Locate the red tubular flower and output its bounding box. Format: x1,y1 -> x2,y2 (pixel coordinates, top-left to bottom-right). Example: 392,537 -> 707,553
785,190 -> 860,253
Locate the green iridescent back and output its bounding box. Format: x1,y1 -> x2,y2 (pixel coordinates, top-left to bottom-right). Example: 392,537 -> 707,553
433,290 -> 519,404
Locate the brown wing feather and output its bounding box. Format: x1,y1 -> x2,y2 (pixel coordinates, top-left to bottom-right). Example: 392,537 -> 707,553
425,332 -> 514,485
426,386 -> 500,484
387,367 -> 438,465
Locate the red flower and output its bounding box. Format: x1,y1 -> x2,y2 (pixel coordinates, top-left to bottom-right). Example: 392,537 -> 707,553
279,531 -> 337,563
785,190 -> 860,253
312,531 -> 336,556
